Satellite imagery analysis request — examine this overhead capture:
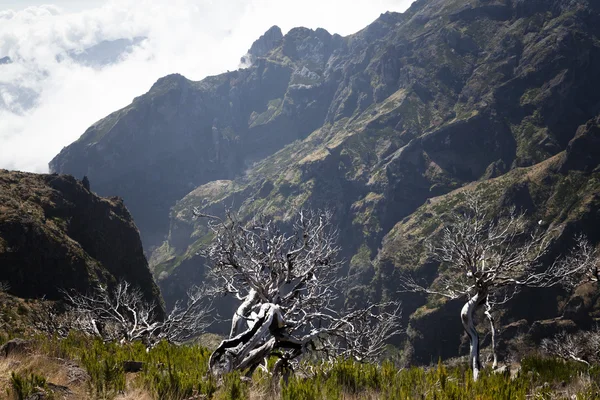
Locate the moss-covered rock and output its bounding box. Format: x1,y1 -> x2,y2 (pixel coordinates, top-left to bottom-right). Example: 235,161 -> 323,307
0,170 -> 162,310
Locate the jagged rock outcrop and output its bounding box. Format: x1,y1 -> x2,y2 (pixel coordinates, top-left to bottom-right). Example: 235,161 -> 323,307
240,26 -> 283,65
0,170 -> 162,308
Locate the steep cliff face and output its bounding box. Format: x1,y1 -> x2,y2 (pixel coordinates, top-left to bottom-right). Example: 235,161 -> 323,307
241,25 -> 284,65
49,26 -> 345,248
50,0 -> 600,362
0,170 -> 162,309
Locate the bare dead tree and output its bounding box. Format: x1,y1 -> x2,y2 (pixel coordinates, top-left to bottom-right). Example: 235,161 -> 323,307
398,194 -> 588,380
551,234 -> 599,288
542,331 -> 590,366
195,209 -> 402,378
542,327 -> 600,366
32,300 -> 88,338
62,281 -> 160,344
62,281 -> 212,347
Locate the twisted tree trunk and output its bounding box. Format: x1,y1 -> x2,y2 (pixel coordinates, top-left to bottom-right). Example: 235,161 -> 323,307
209,303 -> 284,376
230,289 -> 258,337
484,299 -> 498,369
460,290 -> 487,381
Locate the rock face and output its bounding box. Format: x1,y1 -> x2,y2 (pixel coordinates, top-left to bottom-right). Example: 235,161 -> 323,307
50,25 -> 343,247
0,338 -> 31,357
0,170 -> 162,308
50,0 -> 600,363
241,26 -> 283,65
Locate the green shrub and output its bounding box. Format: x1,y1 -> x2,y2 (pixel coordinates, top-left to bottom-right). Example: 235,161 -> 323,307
142,341 -> 216,399
279,356 -> 599,400
213,371 -> 248,400
80,340 -> 126,398
10,371 -> 50,400
521,355 -> 585,384
37,333 -> 216,400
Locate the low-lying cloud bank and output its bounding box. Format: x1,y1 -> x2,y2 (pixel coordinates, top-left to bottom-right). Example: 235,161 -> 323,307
0,0 -> 413,172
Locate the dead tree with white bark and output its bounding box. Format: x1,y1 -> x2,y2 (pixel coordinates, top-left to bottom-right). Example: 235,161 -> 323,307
539,237 -> 600,364
32,300 -> 85,338
196,209 -> 402,378
550,234 -> 599,288
541,328 -> 600,366
398,194 -> 587,381
62,281 -> 212,347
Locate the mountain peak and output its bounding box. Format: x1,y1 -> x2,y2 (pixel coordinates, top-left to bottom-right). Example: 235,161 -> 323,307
148,73 -> 191,94
240,25 -> 283,66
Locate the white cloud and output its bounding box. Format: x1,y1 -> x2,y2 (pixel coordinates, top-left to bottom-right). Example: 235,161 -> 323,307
0,0 -> 414,172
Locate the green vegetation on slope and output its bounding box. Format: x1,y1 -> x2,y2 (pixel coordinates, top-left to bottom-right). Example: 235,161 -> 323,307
2,334 -> 600,399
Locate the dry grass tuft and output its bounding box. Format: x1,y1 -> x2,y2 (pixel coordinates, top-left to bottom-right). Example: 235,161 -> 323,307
114,387 -> 154,400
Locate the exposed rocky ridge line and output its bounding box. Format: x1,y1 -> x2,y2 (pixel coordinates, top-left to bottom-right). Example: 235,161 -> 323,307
50,23 -> 347,248
240,25 -> 283,66
0,170 -> 162,309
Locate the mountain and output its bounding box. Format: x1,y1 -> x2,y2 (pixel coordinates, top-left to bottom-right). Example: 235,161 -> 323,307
0,170 -> 162,309
0,38 -> 146,116
51,0 -> 600,362
50,26 -> 345,247
377,117 -> 600,362
64,37 -> 146,68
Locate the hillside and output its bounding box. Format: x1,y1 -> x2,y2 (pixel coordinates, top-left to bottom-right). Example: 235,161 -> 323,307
0,170 -> 162,308
50,0 -> 600,363
376,116 -> 600,362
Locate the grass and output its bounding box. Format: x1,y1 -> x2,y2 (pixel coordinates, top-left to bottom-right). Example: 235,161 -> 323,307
1,332 -> 600,399
282,357 -> 600,400
9,371 -> 51,400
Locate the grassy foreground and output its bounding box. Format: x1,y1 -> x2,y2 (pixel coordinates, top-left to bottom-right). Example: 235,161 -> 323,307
1,333 -> 599,399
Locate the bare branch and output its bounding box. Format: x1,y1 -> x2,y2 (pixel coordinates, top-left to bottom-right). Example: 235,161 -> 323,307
397,192 -> 597,380
62,281 -> 211,347
201,210 -> 402,377
157,285 -> 214,345
541,329 -> 600,366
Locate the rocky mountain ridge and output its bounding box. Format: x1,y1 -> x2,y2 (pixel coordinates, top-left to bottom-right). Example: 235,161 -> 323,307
240,25 -> 283,66
50,0 -> 600,363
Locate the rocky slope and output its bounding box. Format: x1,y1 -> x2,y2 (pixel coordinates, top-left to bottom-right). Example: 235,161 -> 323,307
50,25 -> 345,248
376,116 -> 600,362
50,0 -> 600,362
0,170 -> 162,308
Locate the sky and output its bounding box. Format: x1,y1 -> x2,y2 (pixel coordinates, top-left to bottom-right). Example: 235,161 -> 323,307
0,0 -> 415,172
